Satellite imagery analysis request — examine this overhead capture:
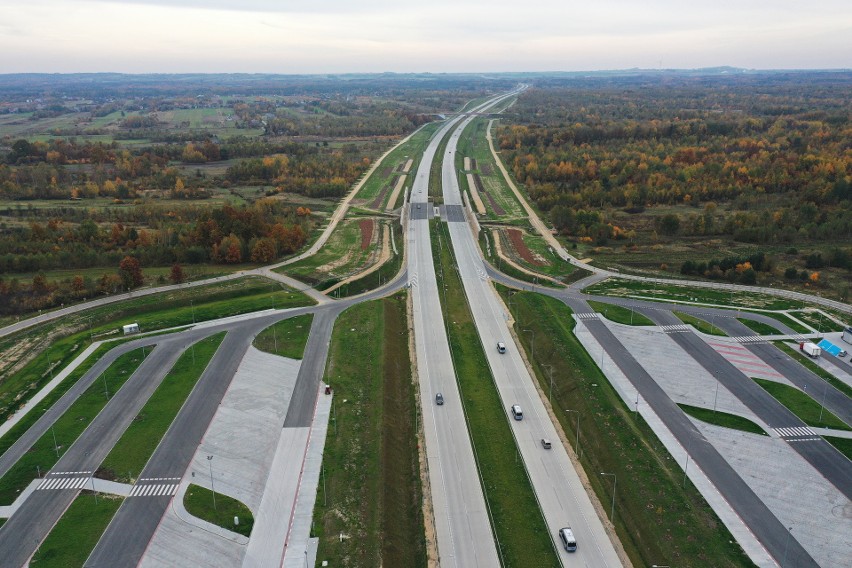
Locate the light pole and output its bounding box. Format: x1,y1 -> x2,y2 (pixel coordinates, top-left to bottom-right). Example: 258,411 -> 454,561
207,455 -> 217,512
819,379 -> 828,424
712,375 -> 720,414
544,364 -> 554,404
191,300 -> 196,324
51,425 -> 60,458
600,472 -> 616,523
782,526 -> 793,566
523,328 -> 535,359
102,371 -> 109,400
565,409 -> 580,455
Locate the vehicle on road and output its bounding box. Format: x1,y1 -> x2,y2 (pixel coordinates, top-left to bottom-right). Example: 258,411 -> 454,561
497,341 -> 506,353
839,349 -> 848,358
510,404 -> 523,420
540,438 -> 552,449
558,527 -> 577,552
436,392 -> 444,405
801,342 -> 821,358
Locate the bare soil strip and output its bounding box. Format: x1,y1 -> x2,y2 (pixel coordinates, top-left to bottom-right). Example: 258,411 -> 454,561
385,174 -> 408,211
465,173 -> 487,214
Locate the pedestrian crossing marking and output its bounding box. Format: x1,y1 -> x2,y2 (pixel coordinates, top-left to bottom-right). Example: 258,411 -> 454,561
129,483 -> 179,497
37,476 -> 90,491
48,470 -> 91,476
773,426 -> 819,440
661,324 -> 691,333
732,336 -> 768,344
576,312 -> 599,321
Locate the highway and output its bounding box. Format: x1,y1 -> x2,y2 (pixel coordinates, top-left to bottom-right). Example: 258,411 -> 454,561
441,97 -> 623,566
407,96 -> 502,568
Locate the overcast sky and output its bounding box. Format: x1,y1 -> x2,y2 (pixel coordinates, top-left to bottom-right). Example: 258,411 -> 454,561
1,0 -> 850,73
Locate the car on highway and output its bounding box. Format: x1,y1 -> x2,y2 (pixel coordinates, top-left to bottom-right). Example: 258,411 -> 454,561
436,392 -> 444,405
540,438 -> 552,449
497,341 -> 506,353
558,527 -> 577,552
510,404 -> 523,420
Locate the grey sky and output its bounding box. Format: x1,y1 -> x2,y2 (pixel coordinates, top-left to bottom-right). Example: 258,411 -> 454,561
1,0 -> 850,73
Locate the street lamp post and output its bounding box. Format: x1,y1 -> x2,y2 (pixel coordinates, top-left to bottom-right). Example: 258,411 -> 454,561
523,329 -> 535,359
207,455 -> 217,512
544,364 -> 554,405
712,376 -> 720,414
600,472 -> 616,523
565,409 -> 580,455
782,526 -> 793,566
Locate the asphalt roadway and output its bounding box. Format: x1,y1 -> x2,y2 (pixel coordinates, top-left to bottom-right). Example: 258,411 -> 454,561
407,96 -> 503,568
441,100 -> 623,566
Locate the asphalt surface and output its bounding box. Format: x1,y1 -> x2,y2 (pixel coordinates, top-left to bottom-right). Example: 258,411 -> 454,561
641,309 -> 852,503
441,102 -> 623,566
407,97 -> 503,568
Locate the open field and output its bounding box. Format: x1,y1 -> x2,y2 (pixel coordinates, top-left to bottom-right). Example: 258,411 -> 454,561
678,404 -> 768,436
789,310 -> 845,332
97,333 -> 225,483
28,493 -> 124,568
434,222 -> 558,568
184,484 -> 254,538
355,122 -> 441,207
0,347 -> 149,505
752,378 -> 850,430
277,219 -> 381,289
497,284 -> 756,567
588,300 -> 654,326
313,293 -> 426,567
252,314 -> 313,360
495,227 -> 577,280
454,118 -> 524,219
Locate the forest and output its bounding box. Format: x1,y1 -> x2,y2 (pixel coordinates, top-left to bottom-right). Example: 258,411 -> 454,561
0,74 -> 497,315
496,72 -> 852,296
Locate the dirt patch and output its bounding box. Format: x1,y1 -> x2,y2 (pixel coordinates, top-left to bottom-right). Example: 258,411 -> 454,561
470,158 -> 478,170
359,219 -> 374,251
369,184 -> 391,210
507,228 -> 545,266
481,163 -> 493,176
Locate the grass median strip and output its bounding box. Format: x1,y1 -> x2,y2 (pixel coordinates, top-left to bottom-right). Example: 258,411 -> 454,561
253,315 -> 313,359
184,483 -> 254,538
588,300 -> 654,326
673,311 -> 728,336
29,492 -> 123,567
435,221 -> 558,567
0,347 -> 149,505
773,342 -> 852,399
97,333 -> 225,483
313,293 -> 426,567
737,318 -> 782,335
497,283 -> 756,567
678,404 -> 768,436
826,436 -> 852,461
752,378 -> 850,430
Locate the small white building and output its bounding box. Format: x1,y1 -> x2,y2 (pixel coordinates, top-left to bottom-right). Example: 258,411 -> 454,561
122,323 -> 140,335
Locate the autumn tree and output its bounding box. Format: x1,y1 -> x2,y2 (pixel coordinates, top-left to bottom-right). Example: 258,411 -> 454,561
118,256 -> 144,289
170,263 -> 186,284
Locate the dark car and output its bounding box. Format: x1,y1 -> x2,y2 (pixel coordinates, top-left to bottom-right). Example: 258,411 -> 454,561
436,392 -> 444,405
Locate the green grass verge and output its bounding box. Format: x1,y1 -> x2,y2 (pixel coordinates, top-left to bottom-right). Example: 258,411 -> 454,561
752,311 -> 812,334
29,493 -> 123,567
752,378 -> 850,430
434,222 -> 558,567
0,343 -> 117,458
588,300 -> 654,326
673,311 -> 728,336
184,483 -> 253,538
737,318 -> 782,335
313,293 -> 426,567
774,343 -> 852,399
0,276 -> 308,434
788,310 -> 844,332
678,404 -> 768,436
253,315 -> 313,359
0,347 -> 149,505
585,278 -> 805,311
825,436 -> 852,460
496,283 -> 756,567
97,333 -> 225,483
